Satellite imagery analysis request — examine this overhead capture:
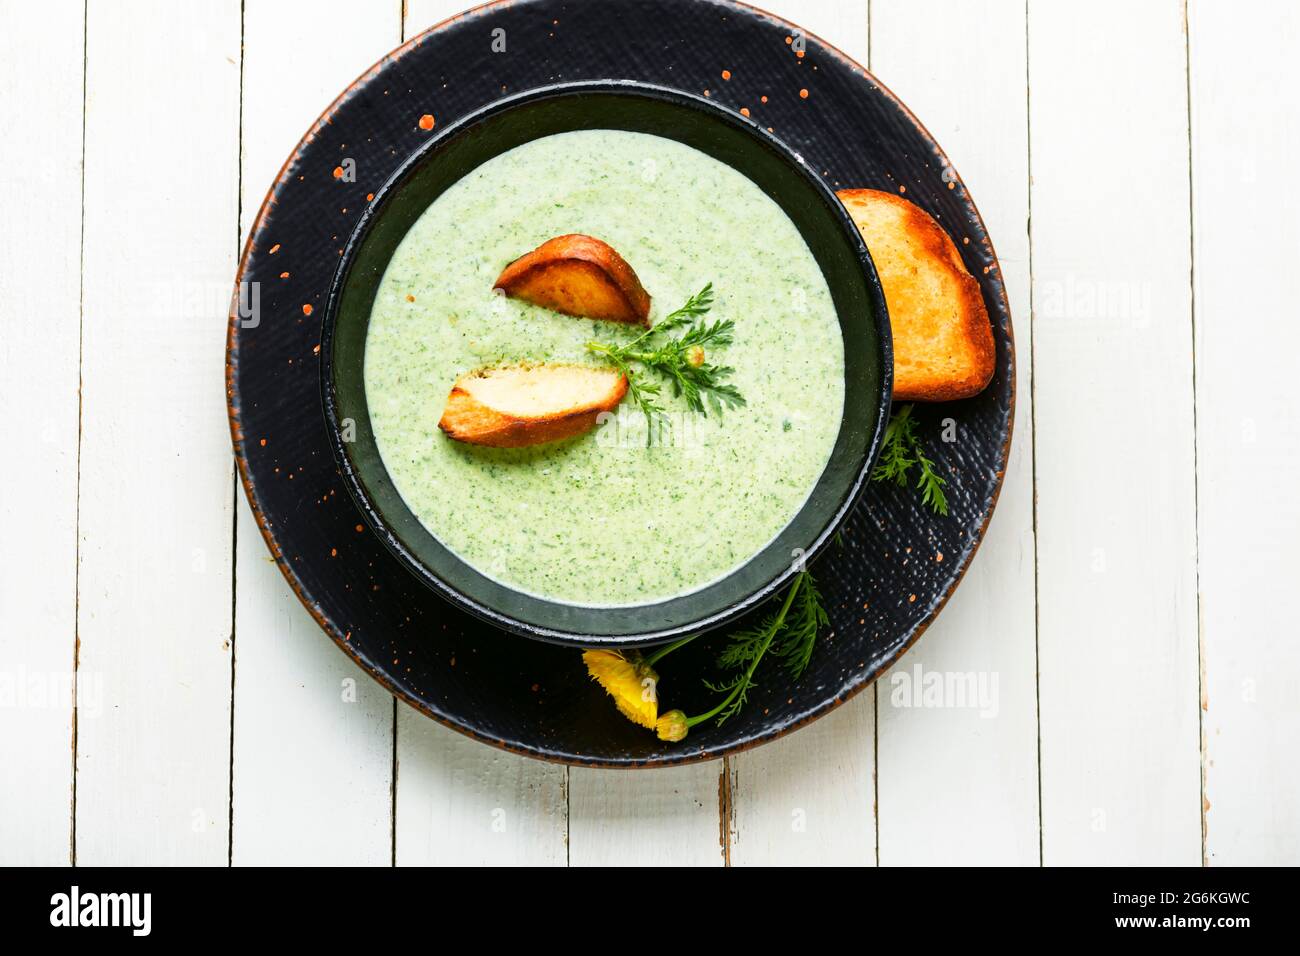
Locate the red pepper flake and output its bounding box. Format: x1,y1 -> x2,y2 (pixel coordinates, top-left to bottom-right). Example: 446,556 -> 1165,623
418,113 -> 435,130
302,303 -> 313,316
908,594 -> 917,603
799,88 -> 809,99
312,344 -> 320,355
739,107 -> 750,117
760,95 -> 768,103
721,69 -> 732,80
355,524 -> 364,533
899,185 -> 907,194
268,243 -> 281,254
366,192 -> 374,201
332,166 -> 344,179
795,50 -> 805,59
259,438 -> 267,447
330,548 -> 337,557
785,36 -> 793,45
279,271 -> 289,279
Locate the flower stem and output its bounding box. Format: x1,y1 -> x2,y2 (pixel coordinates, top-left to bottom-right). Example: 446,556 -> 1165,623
684,574 -> 805,728
642,634 -> 698,668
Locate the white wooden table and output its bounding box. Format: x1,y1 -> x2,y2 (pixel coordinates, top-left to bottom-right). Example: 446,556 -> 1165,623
2,0 -> 1296,867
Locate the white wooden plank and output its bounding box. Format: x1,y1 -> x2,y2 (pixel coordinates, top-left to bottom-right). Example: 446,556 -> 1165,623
394,717 -> 567,866
230,507 -> 394,865
872,0 -> 1039,866
229,0 -> 399,868
725,0 -> 877,867
728,698 -> 875,865
1029,0 -> 1201,864
75,0 -> 241,865
394,0 -> 571,867
1189,0 -> 1300,866
569,765 -> 725,867
0,0 -> 84,866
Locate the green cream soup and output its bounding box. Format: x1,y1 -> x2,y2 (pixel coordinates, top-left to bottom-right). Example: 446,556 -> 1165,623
365,130 -> 844,606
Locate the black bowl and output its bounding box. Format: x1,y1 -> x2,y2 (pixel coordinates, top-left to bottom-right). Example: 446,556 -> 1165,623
320,80 -> 891,647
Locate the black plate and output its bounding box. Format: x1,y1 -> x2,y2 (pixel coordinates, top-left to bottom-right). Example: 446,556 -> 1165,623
227,0 -> 1015,767
321,81 -> 892,646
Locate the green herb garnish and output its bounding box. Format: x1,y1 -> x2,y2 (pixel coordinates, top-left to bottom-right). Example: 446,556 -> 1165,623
872,404 -> 949,515
586,283 -> 745,443
637,570 -> 827,739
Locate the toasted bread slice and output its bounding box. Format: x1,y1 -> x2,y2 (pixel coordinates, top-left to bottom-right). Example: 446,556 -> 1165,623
837,189 -> 995,401
494,234 -> 652,326
438,363 -> 628,448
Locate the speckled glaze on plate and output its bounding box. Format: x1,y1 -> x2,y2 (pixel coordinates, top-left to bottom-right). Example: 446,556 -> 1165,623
226,0 -> 1015,767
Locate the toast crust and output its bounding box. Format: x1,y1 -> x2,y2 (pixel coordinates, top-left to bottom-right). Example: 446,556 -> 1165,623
438,363 -> 628,448
837,189 -> 994,402
494,234 -> 652,326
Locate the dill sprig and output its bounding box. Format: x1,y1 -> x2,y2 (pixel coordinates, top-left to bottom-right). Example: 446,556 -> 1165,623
592,570 -> 830,742
587,283 -> 745,443
771,571 -> 828,679
915,448 -> 948,515
871,404 -> 949,515
699,570 -> 822,726
665,570 -> 825,729
873,404 -> 921,486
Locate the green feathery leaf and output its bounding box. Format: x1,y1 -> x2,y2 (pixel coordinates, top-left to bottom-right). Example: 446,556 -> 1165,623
587,284 -> 744,444
872,404 -> 949,515
702,570 -> 827,726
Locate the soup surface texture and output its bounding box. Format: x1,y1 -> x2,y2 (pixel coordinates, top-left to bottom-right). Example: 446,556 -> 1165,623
365,129 -> 844,606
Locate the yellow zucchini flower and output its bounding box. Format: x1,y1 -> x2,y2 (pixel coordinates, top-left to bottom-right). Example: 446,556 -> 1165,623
583,650 -> 659,730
